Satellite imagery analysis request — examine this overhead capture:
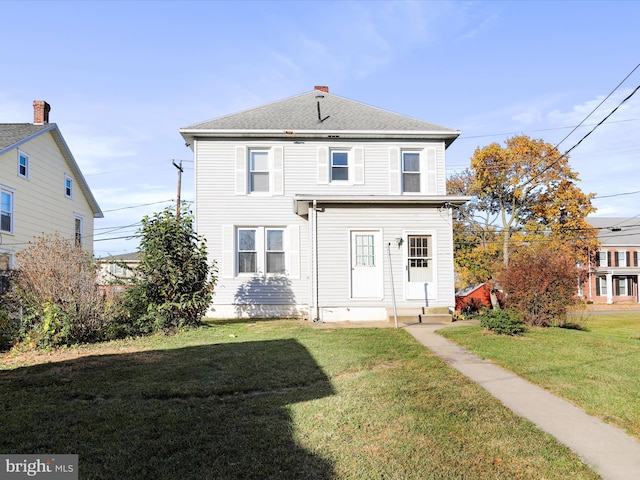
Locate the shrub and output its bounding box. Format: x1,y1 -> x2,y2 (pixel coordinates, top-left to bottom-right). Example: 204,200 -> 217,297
497,244 -> 584,327
11,233 -> 108,348
126,207 -> 216,332
480,309 -> 526,335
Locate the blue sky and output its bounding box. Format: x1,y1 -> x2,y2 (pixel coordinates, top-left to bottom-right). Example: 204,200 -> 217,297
1,0 -> 639,256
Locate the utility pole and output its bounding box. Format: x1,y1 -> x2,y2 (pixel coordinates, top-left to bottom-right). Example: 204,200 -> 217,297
173,160 -> 183,220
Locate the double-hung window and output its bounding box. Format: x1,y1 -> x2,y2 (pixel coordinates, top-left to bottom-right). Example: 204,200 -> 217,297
616,251 -> 628,267
237,227 -> 286,275
238,229 -> 257,273
330,150 -> 349,182
0,189 -> 13,233
596,276 -> 607,296
74,214 -> 84,247
249,150 -> 270,193
65,175 -> 73,198
402,152 -> 420,193
18,151 -> 29,179
266,229 -> 285,274
597,251 -> 608,267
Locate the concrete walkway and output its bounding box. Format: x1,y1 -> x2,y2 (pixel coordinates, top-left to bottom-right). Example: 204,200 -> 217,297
404,322 -> 640,480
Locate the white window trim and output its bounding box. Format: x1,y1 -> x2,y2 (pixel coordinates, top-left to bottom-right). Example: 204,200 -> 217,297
18,150 -> 29,179
248,149 -> 271,195
330,149 -> 352,184
401,150 -> 421,194
235,226 -> 292,277
64,174 -> 74,199
0,187 -> 15,235
597,250 -> 608,267
398,148 -> 437,194
617,250 -> 628,267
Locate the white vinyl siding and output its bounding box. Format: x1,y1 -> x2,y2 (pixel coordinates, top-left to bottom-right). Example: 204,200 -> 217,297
314,206 -> 454,309
0,132 -> 96,255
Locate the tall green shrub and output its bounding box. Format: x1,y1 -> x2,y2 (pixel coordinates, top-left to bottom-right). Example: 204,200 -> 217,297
126,206 -> 216,331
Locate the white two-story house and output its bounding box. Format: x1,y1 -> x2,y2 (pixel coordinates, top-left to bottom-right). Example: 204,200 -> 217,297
0,101 -> 102,274
180,87 -> 467,322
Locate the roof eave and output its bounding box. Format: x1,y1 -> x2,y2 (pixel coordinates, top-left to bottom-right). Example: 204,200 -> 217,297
180,129 -> 461,147
292,194 -> 470,215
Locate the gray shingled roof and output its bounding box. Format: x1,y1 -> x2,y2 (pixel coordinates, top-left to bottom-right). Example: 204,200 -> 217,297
588,217 -> 640,246
0,124 -> 50,151
180,89 -> 460,145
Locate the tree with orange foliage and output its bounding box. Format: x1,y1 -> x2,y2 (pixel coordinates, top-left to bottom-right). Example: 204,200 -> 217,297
448,135 -> 599,284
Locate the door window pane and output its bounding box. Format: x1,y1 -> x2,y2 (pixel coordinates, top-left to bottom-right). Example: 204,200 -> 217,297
355,234 -> 375,266
408,235 -> 432,282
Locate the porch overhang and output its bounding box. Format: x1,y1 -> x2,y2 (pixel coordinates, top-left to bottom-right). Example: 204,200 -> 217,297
293,194 -> 470,216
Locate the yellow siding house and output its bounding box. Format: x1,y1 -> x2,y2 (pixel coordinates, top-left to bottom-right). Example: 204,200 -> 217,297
0,101 -> 102,270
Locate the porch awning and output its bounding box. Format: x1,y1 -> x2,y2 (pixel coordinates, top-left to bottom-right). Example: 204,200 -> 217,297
293,194 -> 470,216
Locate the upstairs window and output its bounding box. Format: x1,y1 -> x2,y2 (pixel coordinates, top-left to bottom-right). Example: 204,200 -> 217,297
597,251 -> 608,267
18,151 -> 29,179
0,190 -> 13,233
249,150 -> 270,193
65,175 -> 73,198
330,150 -> 349,182
402,152 -> 420,193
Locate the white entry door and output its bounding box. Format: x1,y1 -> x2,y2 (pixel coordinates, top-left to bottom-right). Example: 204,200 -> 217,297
405,234 -> 434,302
351,231 -> 383,298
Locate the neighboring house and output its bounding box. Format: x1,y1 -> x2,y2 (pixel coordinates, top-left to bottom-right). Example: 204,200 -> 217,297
97,252 -> 141,295
0,101 -> 102,272
584,217 -> 640,304
179,86 -> 468,321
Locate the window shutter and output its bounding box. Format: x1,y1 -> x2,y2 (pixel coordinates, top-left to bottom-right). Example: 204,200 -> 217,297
615,279 -> 620,296
596,278 -> 601,296
626,251 -> 630,267
389,147 -> 400,194
424,147 -> 437,194
288,225 -> 300,279
222,225 -> 234,279
235,146 -> 247,195
635,251 -> 638,267
354,147 -> 364,185
614,251 -> 619,267
607,251 -> 612,267
317,147 -> 329,184
273,146 -> 284,195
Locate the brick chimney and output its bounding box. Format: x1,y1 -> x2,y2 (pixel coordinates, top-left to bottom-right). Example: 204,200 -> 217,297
33,101 -> 51,125
314,86 -> 329,93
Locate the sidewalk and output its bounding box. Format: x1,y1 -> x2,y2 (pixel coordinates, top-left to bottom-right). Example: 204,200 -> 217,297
404,322 -> 640,480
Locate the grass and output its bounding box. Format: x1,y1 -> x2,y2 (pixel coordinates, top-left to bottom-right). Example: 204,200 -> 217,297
440,312 -> 640,440
0,319 -> 600,479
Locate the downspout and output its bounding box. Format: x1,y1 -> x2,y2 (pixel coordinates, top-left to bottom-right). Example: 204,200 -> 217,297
313,199 -> 320,322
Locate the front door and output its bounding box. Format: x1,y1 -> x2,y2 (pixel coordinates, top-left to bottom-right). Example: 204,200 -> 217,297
351,231 -> 383,298
405,234 -> 433,303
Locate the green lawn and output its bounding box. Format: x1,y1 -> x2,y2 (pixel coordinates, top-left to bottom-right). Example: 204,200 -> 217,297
440,312 -> 640,440
0,320 -> 599,479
